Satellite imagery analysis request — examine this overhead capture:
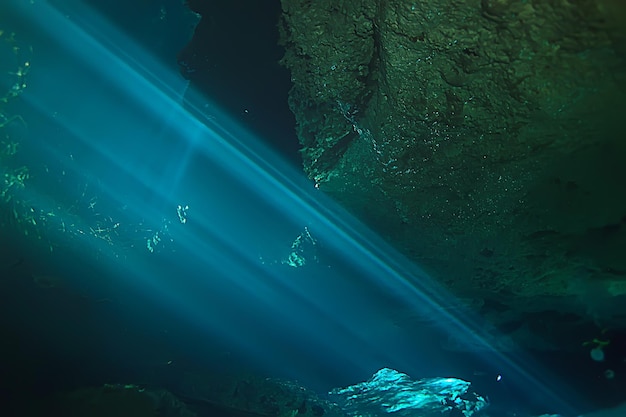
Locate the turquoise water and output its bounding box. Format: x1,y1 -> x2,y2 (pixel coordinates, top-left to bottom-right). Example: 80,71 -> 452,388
0,1 -> 623,417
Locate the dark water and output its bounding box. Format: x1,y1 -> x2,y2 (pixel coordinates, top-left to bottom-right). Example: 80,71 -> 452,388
0,1 -> 624,417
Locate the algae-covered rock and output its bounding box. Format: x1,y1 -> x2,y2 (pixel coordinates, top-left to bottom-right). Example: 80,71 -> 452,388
279,0 -> 626,349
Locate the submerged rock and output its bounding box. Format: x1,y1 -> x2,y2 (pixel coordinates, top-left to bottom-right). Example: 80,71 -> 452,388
278,0 -> 626,351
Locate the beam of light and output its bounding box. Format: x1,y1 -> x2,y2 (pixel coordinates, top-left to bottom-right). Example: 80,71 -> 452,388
4,0 -> 581,413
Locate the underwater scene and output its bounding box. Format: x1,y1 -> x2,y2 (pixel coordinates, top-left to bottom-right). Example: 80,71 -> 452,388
1,0 -> 625,416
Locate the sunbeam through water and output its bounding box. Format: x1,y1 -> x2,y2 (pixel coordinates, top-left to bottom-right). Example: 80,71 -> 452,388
1,1 -> 615,417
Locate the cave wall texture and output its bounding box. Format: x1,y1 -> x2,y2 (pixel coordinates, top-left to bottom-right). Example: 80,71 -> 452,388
278,0 -> 626,349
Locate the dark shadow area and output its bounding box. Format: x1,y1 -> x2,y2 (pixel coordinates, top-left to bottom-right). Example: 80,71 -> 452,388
178,0 -> 300,166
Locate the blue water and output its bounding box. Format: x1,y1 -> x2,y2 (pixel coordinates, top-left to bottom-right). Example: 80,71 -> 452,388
0,1 -> 621,416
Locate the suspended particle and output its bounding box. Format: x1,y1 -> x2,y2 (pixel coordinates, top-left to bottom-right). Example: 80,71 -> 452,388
176,204 -> 189,224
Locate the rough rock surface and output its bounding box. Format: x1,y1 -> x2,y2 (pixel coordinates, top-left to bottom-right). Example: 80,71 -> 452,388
279,0 -> 626,350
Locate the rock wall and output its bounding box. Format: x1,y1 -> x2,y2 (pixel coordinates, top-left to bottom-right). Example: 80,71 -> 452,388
279,0 -> 626,349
